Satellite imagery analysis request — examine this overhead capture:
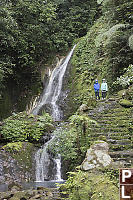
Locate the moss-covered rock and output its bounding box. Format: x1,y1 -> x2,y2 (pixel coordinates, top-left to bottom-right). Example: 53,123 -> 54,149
127,85 -> 133,100
118,89 -> 127,98
4,142 -> 35,173
79,104 -> 89,113
0,142 -> 37,184
2,142 -> 23,153
119,99 -> 133,108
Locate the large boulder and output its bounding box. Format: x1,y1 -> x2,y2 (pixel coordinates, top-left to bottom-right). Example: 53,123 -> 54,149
81,141 -> 112,171
0,142 -> 37,185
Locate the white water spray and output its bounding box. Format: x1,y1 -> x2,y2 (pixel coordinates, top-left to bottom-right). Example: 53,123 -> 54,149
34,45 -> 76,182
32,45 -> 76,121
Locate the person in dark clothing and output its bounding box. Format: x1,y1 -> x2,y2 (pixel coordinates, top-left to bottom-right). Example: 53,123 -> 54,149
94,79 -> 100,100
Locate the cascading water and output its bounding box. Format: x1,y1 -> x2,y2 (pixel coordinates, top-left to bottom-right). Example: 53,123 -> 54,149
35,136 -> 55,182
34,45 -> 76,182
32,45 -> 76,121
54,154 -> 62,180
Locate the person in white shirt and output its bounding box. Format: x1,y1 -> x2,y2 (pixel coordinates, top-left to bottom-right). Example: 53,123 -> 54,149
101,79 -> 108,99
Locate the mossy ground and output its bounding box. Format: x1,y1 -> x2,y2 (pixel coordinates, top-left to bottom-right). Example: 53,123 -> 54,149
119,99 -> 133,107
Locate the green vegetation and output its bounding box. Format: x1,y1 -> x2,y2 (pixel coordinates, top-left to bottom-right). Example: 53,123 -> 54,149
1,0 -> 132,116
113,64 -> 133,89
61,170 -> 119,200
69,0 -> 133,105
49,114 -> 97,170
0,0 -> 99,118
119,99 -> 133,108
2,142 -> 35,172
2,142 -> 23,153
1,111 -> 54,142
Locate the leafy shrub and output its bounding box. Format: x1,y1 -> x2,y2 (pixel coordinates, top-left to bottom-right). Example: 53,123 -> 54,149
61,170 -> 119,200
2,142 -> 23,153
113,64 -> 133,88
49,114 -> 97,169
1,111 -> 54,142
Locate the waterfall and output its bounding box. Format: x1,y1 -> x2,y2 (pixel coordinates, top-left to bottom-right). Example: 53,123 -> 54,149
35,136 -> 55,182
54,155 -> 62,181
34,45 -> 76,182
32,45 -> 76,121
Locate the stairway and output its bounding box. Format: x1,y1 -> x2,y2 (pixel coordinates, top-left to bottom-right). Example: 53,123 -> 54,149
88,97 -> 133,167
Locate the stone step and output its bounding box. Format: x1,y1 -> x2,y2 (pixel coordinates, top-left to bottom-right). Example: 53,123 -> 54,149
108,139 -> 131,144
89,116 -> 132,121
110,143 -> 131,147
111,158 -> 132,167
89,132 -> 130,139
111,156 -> 132,163
110,144 -> 132,151
90,111 -> 132,116
96,119 -> 132,124
91,124 -> 129,128
90,137 -> 131,145
108,133 -> 131,138
88,97 -> 133,166
109,150 -> 133,157
92,114 -> 132,119
90,127 -> 128,133
103,111 -> 128,115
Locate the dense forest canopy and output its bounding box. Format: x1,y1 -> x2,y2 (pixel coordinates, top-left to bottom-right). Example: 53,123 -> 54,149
0,0 -> 98,91
0,0 -> 99,118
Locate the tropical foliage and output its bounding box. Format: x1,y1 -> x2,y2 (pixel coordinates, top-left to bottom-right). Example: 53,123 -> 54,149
0,0 -> 98,90
1,111 -> 53,142
0,0 -> 99,118
49,114 -> 97,170
61,170 -> 119,200
68,0 -> 133,106
113,64 -> 133,88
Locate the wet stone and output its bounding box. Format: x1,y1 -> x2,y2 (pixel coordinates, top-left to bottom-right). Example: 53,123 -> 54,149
81,140 -> 112,171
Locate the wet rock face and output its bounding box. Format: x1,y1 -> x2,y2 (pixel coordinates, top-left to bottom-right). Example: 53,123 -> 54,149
81,141 -> 112,171
0,143 -> 36,185
58,62 -> 77,120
